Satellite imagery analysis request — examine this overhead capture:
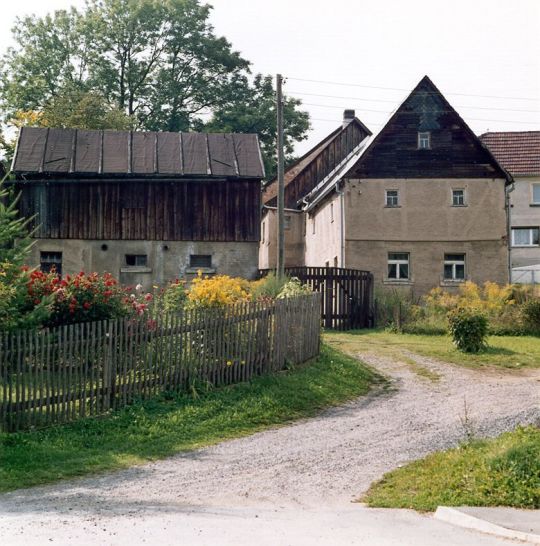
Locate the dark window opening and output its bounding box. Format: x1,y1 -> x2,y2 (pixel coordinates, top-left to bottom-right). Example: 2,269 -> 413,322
125,254 -> 148,267
190,254 -> 212,269
40,251 -> 62,275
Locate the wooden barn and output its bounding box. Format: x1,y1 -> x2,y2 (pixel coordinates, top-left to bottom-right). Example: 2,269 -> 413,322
12,127 -> 265,287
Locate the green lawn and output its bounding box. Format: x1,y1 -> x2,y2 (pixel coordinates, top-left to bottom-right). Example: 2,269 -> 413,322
0,344 -> 380,493
325,330 -> 540,370
363,426 -> 540,511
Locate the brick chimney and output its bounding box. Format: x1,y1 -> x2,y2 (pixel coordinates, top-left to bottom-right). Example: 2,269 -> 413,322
343,109 -> 355,128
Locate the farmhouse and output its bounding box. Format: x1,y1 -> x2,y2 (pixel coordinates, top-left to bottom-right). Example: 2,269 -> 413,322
261,76 -> 513,294
480,131 -> 540,284
12,127 -> 265,288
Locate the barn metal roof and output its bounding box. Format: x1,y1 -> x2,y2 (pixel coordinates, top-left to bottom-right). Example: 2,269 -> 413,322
12,127 -> 265,179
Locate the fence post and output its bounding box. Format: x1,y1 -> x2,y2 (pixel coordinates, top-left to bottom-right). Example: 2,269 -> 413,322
102,320 -> 115,411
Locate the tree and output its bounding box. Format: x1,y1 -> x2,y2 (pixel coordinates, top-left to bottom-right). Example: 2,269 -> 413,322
0,0 -> 310,177
203,74 -> 310,179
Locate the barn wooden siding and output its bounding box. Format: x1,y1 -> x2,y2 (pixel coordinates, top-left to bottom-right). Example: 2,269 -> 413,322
347,76 -> 509,180
265,121 -> 370,209
17,179 -> 261,242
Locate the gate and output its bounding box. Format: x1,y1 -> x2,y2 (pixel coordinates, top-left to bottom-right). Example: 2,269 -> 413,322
259,267 -> 374,330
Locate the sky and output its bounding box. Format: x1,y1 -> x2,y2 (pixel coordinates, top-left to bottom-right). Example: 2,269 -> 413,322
1,0 -> 539,155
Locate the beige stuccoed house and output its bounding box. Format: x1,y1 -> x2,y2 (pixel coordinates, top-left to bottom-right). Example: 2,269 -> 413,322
480,131 -> 540,284
261,76 -> 513,295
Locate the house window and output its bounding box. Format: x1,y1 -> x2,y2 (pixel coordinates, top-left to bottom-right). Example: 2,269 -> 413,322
444,254 -> 466,281
452,189 -> 465,206
284,215 -> 291,231
40,251 -> 62,275
385,190 -> 399,207
190,254 -> 212,269
387,253 -> 409,280
533,184 -> 540,205
418,132 -> 431,149
512,228 -> 540,247
125,254 -> 147,267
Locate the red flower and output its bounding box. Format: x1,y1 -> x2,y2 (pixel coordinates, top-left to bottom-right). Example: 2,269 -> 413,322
83,302 -> 91,310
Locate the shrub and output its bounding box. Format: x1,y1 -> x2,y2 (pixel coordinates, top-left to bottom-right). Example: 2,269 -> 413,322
187,273 -> 250,308
250,273 -> 288,301
374,287 -> 417,330
448,308 -> 488,353
276,277 -> 312,299
522,299 -> 540,334
163,280 -> 188,312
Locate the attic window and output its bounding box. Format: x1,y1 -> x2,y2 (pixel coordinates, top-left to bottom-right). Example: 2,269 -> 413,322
418,132 -> 431,149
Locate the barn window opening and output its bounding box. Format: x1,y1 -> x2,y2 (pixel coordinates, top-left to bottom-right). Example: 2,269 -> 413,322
125,254 -> 148,267
40,251 -> 62,275
418,132 -> 431,149
190,254 -> 212,269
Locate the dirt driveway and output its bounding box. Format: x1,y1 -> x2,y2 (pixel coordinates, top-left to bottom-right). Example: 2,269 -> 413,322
1,343 -> 538,545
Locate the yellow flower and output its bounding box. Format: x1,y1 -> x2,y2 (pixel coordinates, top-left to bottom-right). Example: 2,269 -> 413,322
226,360 -> 233,366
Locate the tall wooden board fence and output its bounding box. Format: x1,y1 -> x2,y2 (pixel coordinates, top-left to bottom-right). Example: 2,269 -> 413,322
259,267 -> 374,330
0,293 -> 321,432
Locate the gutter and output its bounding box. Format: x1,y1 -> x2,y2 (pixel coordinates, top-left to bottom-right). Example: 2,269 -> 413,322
335,182 -> 345,267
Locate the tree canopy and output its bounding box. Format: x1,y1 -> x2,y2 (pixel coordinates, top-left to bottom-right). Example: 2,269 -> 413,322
0,0 -> 310,177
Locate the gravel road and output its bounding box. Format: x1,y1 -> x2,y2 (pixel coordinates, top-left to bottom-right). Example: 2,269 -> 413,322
1,347 -> 539,544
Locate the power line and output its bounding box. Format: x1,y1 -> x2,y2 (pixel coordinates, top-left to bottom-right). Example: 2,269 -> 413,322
287,76 -> 540,102
301,102 -> 540,125
289,90 -> 540,114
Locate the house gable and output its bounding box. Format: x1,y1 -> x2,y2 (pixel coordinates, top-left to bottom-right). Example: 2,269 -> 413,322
346,76 -> 510,180
264,116 -> 371,208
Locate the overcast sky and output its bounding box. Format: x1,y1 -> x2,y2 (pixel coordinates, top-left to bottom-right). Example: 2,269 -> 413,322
1,0 -> 539,154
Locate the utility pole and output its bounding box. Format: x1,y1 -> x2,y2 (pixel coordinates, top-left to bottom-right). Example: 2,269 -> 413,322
276,73 -> 285,279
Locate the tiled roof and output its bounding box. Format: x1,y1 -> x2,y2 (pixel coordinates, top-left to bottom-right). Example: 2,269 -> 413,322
480,131 -> 540,176
12,127 -> 265,179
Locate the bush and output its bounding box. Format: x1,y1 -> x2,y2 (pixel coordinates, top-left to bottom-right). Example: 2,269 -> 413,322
448,308 -> 488,353
276,277 -> 312,299
187,273 -> 250,308
374,287 -> 417,330
522,299 -> 540,334
163,280 -> 188,312
250,272 -> 288,301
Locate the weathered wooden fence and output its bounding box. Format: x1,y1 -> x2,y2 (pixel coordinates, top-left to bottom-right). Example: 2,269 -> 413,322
0,293 -> 321,432
259,267 -> 374,330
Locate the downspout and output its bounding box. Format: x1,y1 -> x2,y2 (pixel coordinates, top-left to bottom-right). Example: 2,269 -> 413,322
505,182 -> 515,283
335,181 -> 345,267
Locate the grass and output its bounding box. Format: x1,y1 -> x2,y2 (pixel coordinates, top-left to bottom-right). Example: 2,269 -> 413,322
363,426 -> 540,511
325,330 -> 540,370
0,344 -> 380,493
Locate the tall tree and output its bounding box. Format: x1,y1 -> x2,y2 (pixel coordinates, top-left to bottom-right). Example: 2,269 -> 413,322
204,75 -> 310,179
0,0 -> 310,176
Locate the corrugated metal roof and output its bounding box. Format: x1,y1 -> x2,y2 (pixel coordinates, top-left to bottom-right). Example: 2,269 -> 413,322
12,127 -> 265,179
480,131 -> 540,177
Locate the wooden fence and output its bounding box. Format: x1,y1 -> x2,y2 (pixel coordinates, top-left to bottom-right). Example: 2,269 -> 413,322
0,293 -> 321,432
259,267 -> 374,330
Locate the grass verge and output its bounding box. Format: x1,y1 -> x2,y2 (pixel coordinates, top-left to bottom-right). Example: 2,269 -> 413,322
0,344 -> 380,493
363,426 -> 540,511
325,330 -> 540,370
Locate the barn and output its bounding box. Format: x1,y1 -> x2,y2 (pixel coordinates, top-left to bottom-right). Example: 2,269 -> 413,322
12,127 -> 265,287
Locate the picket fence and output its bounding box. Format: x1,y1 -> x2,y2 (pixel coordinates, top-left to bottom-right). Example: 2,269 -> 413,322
0,293 -> 321,432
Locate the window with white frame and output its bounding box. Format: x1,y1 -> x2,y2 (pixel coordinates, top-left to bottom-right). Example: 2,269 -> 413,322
512,227 -> 540,247
385,189 -> 399,207
387,253 -> 409,280
533,184 -> 540,205
444,254 -> 466,281
452,189 -> 465,206
418,132 -> 431,149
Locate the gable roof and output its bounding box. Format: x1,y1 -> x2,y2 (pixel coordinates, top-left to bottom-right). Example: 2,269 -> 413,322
12,127 -> 265,179
263,116 -> 372,207
345,76 -> 512,181
480,131 -> 540,177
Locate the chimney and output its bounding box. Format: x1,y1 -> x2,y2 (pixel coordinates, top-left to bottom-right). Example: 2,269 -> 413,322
343,109 -> 355,128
